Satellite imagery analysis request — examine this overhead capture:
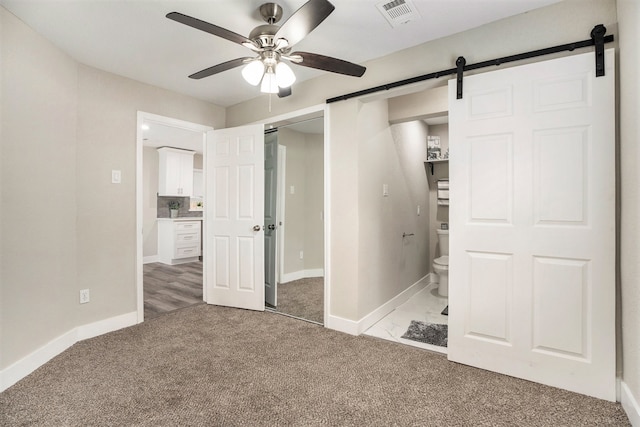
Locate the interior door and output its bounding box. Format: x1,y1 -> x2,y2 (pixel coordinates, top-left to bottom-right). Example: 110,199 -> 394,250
448,49 -> 615,401
264,131 -> 278,307
205,124 -> 265,311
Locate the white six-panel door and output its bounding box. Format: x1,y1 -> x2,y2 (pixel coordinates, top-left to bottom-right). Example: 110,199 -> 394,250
206,124 -> 265,311
448,49 -> 615,401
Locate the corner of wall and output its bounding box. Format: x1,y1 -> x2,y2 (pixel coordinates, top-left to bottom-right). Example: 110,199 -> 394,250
0,311 -> 137,392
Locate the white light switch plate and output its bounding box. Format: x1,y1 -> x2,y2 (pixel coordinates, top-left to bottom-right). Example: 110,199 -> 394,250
111,170 -> 122,184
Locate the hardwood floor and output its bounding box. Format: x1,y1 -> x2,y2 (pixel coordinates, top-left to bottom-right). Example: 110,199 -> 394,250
143,261 -> 203,320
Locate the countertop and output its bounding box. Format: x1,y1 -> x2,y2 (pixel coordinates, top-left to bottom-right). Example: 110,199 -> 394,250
157,217 -> 203,221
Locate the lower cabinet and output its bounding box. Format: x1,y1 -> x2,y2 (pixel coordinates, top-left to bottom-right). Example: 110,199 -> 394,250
158,219 -> 201,265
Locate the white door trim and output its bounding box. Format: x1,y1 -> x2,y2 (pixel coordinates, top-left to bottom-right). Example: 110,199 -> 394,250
135,111 -> 213,323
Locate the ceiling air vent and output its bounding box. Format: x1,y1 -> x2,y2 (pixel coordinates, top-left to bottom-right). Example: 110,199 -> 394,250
376,0 -> 421,28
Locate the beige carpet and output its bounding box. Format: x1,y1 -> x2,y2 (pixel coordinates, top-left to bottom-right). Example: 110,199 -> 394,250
0,305 -> 629,426
276,277 -> 324,324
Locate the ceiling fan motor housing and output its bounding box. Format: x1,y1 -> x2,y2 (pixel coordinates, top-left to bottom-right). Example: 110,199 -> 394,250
248,24 -> 280,48
259,3 -> 283,24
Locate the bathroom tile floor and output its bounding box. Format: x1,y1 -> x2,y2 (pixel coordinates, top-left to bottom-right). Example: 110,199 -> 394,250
363,281 -> 449,354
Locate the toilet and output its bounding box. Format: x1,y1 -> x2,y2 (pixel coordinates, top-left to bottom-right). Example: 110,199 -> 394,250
433,229 -> 449,297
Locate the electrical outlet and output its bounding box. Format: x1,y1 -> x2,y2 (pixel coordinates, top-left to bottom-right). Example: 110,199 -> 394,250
79,289 -> 90,304
299,251 -> 304,260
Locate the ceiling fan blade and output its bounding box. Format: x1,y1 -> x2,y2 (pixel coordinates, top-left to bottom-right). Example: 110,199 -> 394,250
167,12 -> 256,48
290,51 -> 366,77
274,0 -> 335,47
189,57 -> 252,80
278,87 -> 292,98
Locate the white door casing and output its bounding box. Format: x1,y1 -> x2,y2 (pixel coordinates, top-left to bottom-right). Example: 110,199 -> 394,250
205,124 -> 265,311
448,49 -> 616,401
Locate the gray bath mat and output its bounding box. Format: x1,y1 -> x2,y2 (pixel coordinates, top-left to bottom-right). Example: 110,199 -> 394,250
401,321 -> 448,347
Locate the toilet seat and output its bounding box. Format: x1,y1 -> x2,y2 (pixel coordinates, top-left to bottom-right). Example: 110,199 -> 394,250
434,255 -> 449,267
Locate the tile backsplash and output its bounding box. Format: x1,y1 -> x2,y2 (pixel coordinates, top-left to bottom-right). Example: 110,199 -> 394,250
157,197 -> 203,218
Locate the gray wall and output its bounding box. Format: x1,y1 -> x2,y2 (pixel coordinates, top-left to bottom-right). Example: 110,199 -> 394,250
278,128 -> 324,278
0,5 -> 225,369
3,0 -> 639,412
2,6 -> 79,366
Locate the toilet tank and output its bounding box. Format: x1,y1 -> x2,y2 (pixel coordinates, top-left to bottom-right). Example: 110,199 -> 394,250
436,229 -> 449,256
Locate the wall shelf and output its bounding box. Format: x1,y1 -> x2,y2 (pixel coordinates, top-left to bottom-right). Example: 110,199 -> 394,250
425,159 -> 448,175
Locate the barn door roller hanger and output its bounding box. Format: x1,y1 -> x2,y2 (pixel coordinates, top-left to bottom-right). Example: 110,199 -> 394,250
455,24 -> 609,99
327,25 -> 613,104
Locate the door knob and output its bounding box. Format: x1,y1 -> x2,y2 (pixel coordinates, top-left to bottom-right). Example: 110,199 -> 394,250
253,225 -> 261,232
268,224 -> 276,230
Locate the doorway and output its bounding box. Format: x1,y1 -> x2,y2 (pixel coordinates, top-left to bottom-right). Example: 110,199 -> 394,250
265,118 -> 325,324
135,112 -> 212,322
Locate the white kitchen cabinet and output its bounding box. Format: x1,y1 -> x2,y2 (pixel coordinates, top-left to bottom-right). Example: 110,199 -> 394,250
158,147 -> 195,196
157,219 -> 201,265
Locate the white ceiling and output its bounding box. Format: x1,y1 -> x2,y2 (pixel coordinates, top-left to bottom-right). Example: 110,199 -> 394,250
1,0 -> 561,108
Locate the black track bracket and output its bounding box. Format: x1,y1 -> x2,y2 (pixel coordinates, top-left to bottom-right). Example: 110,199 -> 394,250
456,56 -> 466,99
591,24 -> 606,77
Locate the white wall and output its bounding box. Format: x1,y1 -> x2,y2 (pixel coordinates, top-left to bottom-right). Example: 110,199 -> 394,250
142,147 -> 159,259
0,5 -> 225,371
617,0 -> 640,419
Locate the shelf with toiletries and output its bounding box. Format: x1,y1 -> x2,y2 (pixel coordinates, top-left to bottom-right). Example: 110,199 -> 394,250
436,179 -> 449,206
425,159 -> 448,175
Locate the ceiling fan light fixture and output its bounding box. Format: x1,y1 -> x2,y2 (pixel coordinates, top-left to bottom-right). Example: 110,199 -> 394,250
241,60 -> 265,86
260,69 -> 279,93
275,62 -> 296,88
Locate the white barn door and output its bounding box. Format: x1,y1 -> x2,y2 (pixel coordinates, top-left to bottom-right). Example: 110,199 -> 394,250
448,49 -> 615,401
205,124 -> 265,311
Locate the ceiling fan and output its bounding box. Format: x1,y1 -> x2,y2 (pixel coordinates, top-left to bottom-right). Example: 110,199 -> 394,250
167,0 -> 366,98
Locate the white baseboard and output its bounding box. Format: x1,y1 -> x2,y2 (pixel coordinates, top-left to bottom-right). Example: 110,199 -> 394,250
0,311 -> 137,392
325,314 -> 360,335
0,329 -> 77,392
281,268 -> 324,284
326,273 -> 432,336
77,311 -> 138,341
622,381 -> 640,426
143,255 -> 159,264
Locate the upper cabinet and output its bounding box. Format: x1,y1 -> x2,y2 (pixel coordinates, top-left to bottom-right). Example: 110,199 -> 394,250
158,147 -> 195,197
